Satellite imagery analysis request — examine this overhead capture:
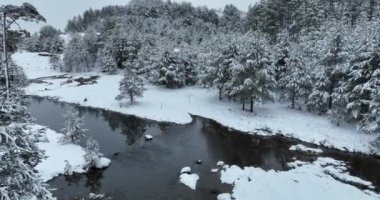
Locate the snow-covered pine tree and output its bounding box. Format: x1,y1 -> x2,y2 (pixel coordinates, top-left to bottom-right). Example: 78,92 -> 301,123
233,33 -> 276,112
64,160 -> 73,176
61,110 -> 87,144
0,89 -> 54,200
346,38 -> 380,123
84,137 -> 103,169
152,50 -> 186,88
280,55 -> 312,109
212,44 -> 237,100
328,84 -> 349,126
307,69 -> 330,114
116,67 -> 145,104
361,69 -> 380,133
97,46 -> 118,74
321,33 -> 350,110
62,33 -> 92,72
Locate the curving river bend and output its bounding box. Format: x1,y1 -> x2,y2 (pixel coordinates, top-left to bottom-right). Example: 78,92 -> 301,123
28,97 -> 380,200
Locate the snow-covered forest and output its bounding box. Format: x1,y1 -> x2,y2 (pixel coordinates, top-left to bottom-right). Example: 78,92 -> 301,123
1,0 -> 380,199
22,0 -> 380,134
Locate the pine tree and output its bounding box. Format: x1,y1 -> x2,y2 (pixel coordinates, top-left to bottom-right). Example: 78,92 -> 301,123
212,44 -> 237,100
97,46 -> 118,74
152,50 -> 186,88
346,38 -> 380,123
308,69 -> 330,114
280,55 -> 312,109
321,33 -> 350,110
61,111 -> 87,144
116,68 -> 145,104
361,69 -> 380,133
84,137 -> 103,169
328,84 -> 349,126
0,89 -> 54,200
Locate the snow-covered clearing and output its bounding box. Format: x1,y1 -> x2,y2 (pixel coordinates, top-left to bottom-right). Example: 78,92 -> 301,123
220,157 -> 380,200
30,124 -> 110,181
14,52 -> 379,155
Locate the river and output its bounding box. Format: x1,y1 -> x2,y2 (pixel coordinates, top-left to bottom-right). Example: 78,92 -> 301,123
28,97 -> 380,200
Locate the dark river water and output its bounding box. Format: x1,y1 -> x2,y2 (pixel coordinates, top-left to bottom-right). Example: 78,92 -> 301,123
28,97 -> 380,200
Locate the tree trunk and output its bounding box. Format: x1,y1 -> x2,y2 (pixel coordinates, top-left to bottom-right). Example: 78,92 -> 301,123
130,91 -> 133,104
242,99 -> 245,110
2,13 -> 10,94
291,87 -> 295,109
219,88 -> 222,100
250,97 -> 254,113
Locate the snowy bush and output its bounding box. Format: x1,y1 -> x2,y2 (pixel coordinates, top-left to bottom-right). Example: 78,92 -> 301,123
84,137 -> 110,169
61,110 -> 87,144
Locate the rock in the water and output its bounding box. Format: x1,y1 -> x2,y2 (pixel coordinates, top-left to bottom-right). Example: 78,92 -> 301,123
217,161 -> 224,166
195,160 -> 202,165
211,168 -> 218,173
145,134 -> 153,141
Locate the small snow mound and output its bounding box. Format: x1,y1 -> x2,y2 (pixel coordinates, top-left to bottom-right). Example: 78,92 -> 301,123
181,166 -> 191,174
88,193 -> 105,199
211,168 -> 219,173
289,144 -> 323,154
217,161 -> 225,166
179,173 -> 199,190
145,134 -> 153,141
217,193 -> 232,200
95,157 -> 111,169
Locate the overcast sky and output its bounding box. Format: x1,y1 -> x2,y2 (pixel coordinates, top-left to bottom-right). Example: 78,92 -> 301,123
2,0 -> 258,33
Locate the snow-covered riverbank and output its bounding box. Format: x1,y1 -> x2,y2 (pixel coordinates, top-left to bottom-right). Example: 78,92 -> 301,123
14,52 -> 379,155
29,124 -> 110,182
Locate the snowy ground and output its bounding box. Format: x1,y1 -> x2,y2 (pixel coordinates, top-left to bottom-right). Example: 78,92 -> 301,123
29,124 -> 110,182
219,158 -> 380,200
13,52 -> 379,155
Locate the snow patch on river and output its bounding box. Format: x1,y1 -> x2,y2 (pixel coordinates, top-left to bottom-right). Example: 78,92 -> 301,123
220,157 -> 380,200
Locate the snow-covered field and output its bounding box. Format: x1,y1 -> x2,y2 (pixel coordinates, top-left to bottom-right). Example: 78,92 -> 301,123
29,124 -> 110,182
219,158 -> 380,200
13,52 -> 379,155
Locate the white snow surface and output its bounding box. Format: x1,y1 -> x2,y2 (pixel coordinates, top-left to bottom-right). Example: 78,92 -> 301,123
29,124 -> 110,181
95,157 -> 111,169
144,134 -> 153,140
15,52 -> 379,154
217,193 -> 232,200
180,166 -> 191,174
179,173 -> 199,190
31,124 -> 86,181
289,144 -> 323,153
220,157 -> 380,200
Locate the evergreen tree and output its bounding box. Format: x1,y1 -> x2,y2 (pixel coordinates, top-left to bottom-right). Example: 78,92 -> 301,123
116,68 -> 145,104
321,33 -> 350,110
61,111 -> 87,144
308,69 -> 330,114
84,137 -> 103,169
328,84 -> 349,126
151,50 -> 187,88
346,39 -> 380,122
97,46 -> 118,74
62,34 -> 92,72
361,69 -> 380,133
280,55 -> 312,109
0,89 -> 54,200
